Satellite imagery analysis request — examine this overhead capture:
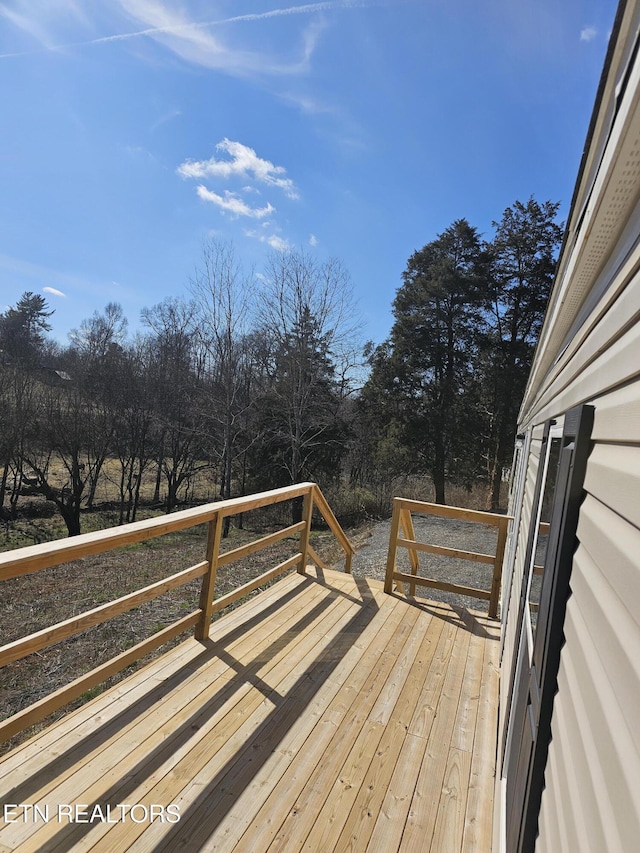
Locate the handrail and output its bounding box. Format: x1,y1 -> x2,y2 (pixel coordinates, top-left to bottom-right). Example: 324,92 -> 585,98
395,498 -> 510,526
384,497 -> 512,618
0,482 -> 313,582
312,486 -> 355,572
0,561 -> 208,668
0,482 -> 353,742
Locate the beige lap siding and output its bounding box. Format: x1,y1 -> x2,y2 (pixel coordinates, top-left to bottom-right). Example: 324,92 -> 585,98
536,388 -> 640,852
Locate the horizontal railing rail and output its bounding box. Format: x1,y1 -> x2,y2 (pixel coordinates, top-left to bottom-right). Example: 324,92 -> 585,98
384,498 -> 512,618
0,482 -> 354,743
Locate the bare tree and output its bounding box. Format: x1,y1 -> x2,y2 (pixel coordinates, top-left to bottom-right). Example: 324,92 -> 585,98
68,302 -> 128,362
21,379 -> 113,536
255,249 -> 360,521
190,239 -> 256,536
141,298 -> 209,512
65,304 -> 130,511
111,339 -> 155,523
0,366 -> 38,516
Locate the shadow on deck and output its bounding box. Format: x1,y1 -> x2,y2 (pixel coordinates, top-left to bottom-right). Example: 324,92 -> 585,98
0,567 -> 499,853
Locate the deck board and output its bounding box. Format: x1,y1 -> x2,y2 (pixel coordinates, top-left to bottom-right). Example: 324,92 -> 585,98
0,568 -> 499,853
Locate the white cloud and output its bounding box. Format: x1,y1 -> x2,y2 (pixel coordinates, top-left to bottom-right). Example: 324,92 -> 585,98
0,252 -> 132,301
43,286 -> 66,297
0,0 -> 90,49
178,139 -> 298,199
124,144 -> 157,163
0,0 -> 345,72
180,139 -> 301,241
0,0 -> 380,76
196,186 -> 275,219
266,234 -> 291,251
309,233 -> 318,246
104,0 -> 336,76
150,108 -> 181,131
245,229 -> 292,251
580,26 -> 597,42
279,90 -> 337,116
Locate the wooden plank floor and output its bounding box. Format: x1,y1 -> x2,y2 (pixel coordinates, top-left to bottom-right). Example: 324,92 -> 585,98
0,567 -> 500,853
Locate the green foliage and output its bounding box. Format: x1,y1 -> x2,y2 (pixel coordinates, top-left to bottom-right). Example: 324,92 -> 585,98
483,197 -> 564,508
320,483 -> 380,524
0,291 -> 54,365
361,219 -> 490,503
248,305 -> 350,491
360,199 -> 563,508
1,212 -> 562,531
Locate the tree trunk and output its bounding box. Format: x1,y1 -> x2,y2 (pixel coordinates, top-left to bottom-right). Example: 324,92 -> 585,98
238,450 -> 248,530
9,465 -> 23,517
85,458 -> 104,511
490,418 -> 510,512
153,434 -> 165,504
0,457 -> 10,511
118,464 -> 127,525
132,467 -> 143,522
166,475 -> 178,512
490,461 -> 503,513
222,415 -> 233,538
60,502 -> 82,536
433,439 -> 446,504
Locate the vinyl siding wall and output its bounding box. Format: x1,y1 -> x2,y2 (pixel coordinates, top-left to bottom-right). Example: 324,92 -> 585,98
535,385 -> 640,852
497,2 -> 640,848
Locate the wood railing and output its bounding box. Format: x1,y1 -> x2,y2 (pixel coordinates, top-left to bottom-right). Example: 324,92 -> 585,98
383,498 -> 512,618
0,483 -> 354,742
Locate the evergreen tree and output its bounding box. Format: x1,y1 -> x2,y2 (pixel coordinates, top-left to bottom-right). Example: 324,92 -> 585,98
252,250 -> 357,521
484,198 -> 563,508
0,291 -> 54,365
362,219 -> 489,504
252,306 -> 347,488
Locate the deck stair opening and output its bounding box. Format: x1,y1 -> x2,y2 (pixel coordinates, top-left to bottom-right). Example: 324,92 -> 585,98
385,497 -> 512,618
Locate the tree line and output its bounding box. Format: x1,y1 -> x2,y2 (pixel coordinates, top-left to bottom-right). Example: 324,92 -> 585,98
0,244 -> 358,536
360,197 -> 563,509
0,197 -> 563,538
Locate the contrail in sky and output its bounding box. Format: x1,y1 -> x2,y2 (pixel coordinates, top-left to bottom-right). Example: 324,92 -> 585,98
0,1 -> 370,59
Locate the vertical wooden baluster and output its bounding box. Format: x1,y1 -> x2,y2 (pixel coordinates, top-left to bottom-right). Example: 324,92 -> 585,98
298,488 -> 313,575
401,507 -> 420,596
195,512 -> 223,640
384,499 -> 402,594
489,515 -> 509,619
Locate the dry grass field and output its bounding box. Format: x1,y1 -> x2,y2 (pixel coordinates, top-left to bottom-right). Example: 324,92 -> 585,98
1,458 -> 500,756
1,458 -> 375,755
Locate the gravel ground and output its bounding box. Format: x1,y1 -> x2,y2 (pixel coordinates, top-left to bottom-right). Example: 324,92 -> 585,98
347,513 -> 502,613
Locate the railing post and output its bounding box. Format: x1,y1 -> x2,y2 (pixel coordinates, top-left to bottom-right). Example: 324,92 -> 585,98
489,516 -> 509,619
195,511 -> 223,641
400,507 -> 420,596
311,484 -> 354,573
345,550 -> 352,574
298,487 -> 313,575
384,499 -> 402,594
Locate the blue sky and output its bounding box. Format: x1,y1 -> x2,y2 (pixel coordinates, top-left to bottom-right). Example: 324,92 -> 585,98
0,0 -> 618,348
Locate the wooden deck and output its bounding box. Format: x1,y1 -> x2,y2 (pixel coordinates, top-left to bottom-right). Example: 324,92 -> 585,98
0,567 -> 500,853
